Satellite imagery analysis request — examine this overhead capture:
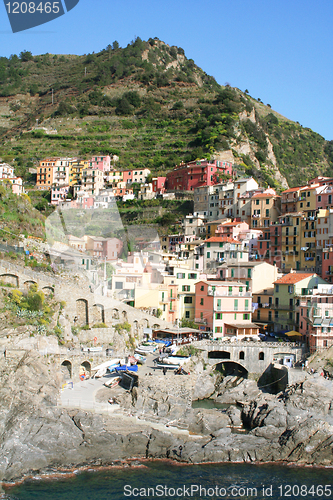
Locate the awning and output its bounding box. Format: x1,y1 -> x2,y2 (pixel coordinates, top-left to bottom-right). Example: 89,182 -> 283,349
285,330 -> 302,337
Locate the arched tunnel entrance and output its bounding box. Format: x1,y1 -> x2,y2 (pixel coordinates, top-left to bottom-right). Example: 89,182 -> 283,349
215,361 -> 248,379
61,360 -> 72,380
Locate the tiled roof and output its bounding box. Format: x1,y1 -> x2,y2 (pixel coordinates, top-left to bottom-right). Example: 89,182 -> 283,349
252,193 -> 280,198
204,236 -> 239,244
274,273 -> 314,285
282,186 -> 307,193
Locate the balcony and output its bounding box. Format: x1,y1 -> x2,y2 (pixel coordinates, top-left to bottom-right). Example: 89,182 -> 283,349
195,318 -> 207,324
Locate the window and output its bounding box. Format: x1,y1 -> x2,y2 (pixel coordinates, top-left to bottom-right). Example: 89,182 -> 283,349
207,242 -> 211,248
231,269 -> 234,278
115,282 -> 123,289
216,313 -> 222,319
259,352 -> 265,361
188,274 -> 197,279
170,289 -> 172,298
247,269 -> 251,278
274,310 -> 279,319
200,285 -> 204,291
288,285 -> 293,293
243,313 -> 249,320
177,273 -> 185,279
207,252 -> 210,258
217,299 -> 221,310
182,285 -> 190,292
266,198 -> 269,204
234,299 -> 238,311
184,296 -> 192,304
228,286 -> 233,295
245,299 -> 249,311
185,311 -> 190,319
200,298 -> 204,305
275,285 -> 279,293
256,200 -> 259,205
162,292 -> 164,301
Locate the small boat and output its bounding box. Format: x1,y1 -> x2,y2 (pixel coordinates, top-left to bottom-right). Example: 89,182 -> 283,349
134,353 -> 146,364
155,356 -> 190,366
135,345 -> 157,355
115,364 -> 138,373
93,359 -> 124,377
104,376 -> 121,388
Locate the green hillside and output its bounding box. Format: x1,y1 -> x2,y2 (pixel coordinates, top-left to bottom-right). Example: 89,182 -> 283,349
0,38 -> 332,189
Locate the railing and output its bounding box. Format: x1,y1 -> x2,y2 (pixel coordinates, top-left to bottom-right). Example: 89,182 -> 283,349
195,318 -> 207,324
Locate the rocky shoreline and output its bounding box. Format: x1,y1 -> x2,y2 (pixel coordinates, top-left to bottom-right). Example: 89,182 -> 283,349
0,351 -> 332,485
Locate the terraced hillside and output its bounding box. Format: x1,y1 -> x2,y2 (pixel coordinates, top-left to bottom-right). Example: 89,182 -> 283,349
0,38 -> 332,189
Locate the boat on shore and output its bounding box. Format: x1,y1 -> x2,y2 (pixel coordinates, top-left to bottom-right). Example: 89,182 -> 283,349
154,355 -> 190,366
104,376 -> 121,388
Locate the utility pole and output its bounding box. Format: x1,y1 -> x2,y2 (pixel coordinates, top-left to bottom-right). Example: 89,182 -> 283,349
51,88 -> 54,105
103,256 -> 107,296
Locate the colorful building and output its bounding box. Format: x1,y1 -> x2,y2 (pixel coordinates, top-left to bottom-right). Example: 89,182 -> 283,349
273,272 -> 326,334
194,280 -> 258,338
166,159 -> 233,192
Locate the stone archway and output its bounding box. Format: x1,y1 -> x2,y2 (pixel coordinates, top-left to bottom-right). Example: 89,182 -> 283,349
0,274 -> 18,287
23,280 -> 37,290
140,318 -> 149,329
61,360 -> 72,380
93,304 -> 105,324
122,310 -> 128,322
42,286 -> 54,297
133,320 -> 139,333
215,361 -> 248,379
76,299 -> 89,326
152,324 -> 160,329
112,308 -> 119,320
80,360 -> 91,379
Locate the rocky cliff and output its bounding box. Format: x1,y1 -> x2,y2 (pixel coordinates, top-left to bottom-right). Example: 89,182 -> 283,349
0,351 -> 332,483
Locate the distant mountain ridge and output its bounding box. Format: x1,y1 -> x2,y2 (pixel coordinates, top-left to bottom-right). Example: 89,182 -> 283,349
0,37 -> 332,189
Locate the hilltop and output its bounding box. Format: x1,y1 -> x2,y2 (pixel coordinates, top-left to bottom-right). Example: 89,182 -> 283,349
0,38 -> 332,189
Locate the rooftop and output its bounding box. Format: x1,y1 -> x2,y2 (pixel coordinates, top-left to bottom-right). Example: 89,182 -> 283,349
204,236 -> 239,244
274,273 -> 315,285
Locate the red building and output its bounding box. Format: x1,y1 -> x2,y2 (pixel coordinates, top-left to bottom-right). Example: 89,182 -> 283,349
165,159 -> 233,192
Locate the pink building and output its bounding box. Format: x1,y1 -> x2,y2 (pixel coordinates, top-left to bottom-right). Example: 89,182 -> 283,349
152,177 -> 166,194
90,156 -> 111,172
298,285 -> 333,352
86,236 -> 123,261
166,159 -> 233,192
215,220 -> 249,239
316,185 -> 333,210
195,280 -> 258,338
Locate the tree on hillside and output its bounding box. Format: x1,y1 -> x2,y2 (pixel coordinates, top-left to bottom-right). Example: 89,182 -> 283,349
19,50 -> 33,62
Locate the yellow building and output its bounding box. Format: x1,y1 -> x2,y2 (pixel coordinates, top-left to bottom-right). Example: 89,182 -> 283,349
297,186 -> 318,271
69,160 -> 89,187
250,192 -> 281,229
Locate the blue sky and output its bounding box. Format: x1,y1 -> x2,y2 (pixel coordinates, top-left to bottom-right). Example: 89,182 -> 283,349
0,0 -> 332,140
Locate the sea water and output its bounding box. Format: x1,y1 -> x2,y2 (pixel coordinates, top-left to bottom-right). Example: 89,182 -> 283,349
5,462 -> 333,499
